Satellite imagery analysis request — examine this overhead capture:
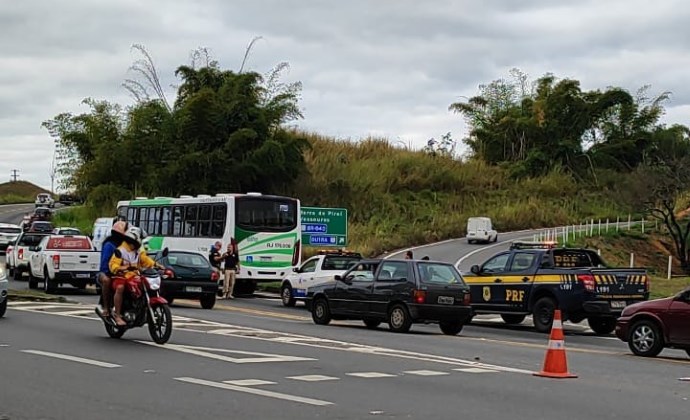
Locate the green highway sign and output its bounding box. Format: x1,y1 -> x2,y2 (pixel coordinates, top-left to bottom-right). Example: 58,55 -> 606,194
301,207 -> 348,247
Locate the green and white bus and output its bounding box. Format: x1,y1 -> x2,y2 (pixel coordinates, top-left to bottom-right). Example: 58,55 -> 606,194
116,193 -> 302,294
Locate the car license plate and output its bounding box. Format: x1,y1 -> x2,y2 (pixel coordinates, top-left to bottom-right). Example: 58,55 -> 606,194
437,296 -> 454,305
610,301 -> 627,309
76,273 -> 91,279
185,286 -> 202,293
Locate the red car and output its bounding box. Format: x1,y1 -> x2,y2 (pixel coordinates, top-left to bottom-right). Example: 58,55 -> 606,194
615,287 -> 690,357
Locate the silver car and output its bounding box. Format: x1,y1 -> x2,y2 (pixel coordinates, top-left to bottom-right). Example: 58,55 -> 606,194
0,223 -> 21,254
0,265 -> 8,318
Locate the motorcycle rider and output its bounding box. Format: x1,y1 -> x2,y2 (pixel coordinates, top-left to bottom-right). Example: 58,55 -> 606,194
108,226 -> 162,326
98,220 -> 129,318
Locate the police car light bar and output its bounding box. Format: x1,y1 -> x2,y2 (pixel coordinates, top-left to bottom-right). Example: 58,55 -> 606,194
509,241 -> 558,250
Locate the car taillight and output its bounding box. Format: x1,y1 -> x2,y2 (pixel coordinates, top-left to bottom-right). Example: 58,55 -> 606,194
463,292 -> 471,305
644,275 -> 650,291
52,255 -> 60,270
18,248 -> 23,260
164,268 -> 175,279
413,289 -> 427,304
211,271 -> 219,282
577,274 -> 596,292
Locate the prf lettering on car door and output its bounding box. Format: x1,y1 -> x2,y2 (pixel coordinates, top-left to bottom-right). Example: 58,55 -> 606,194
505,290 -> 525,302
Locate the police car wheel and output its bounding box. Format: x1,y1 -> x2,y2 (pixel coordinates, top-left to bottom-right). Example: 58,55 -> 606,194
281,284 -> 296,307
628,320 -> 663,357
588,316 -> 616,335
439,320 -> 464,335
532,297 -> 556,333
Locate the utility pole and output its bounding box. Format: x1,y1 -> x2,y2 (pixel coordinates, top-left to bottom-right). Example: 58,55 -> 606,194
10,169 -> 19,182
49,149 -> 56,194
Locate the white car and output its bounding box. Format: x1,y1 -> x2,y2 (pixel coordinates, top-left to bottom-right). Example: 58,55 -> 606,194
0,223 -> 21,254
8,232 -> 51,280
92,217 -> 115,251
35,193 -> 55,208
0,265 -> 8,318
281,250 -> 362,307
466,217 -> 498,244
28,235 -> 100,293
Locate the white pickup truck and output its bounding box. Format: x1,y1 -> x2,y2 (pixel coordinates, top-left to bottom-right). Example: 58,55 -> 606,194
8,232 -> 51,280
280,250 -> 362,307
28,235 -> 100,293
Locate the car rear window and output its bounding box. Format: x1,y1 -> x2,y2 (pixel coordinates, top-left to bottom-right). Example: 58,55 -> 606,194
47,237 -> 92,250
550,249 -> 606,268
322,256 -> 361,270
18,234 -> 47,246
166,253 -> 210,268
0,227 -> 21,234
417,263 -> 465,285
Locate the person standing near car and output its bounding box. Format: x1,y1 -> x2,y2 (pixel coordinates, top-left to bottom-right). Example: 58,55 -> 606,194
222,243 -> 240,299
208,241 -> 223,274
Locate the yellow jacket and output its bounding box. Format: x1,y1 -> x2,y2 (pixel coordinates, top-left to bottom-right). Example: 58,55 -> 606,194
109,242 -> 157,278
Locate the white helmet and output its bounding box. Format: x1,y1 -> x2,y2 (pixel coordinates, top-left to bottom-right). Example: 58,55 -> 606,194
124,226 -> 143,247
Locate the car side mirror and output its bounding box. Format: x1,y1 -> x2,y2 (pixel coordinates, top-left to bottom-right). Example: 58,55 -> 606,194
161,247 -> 169,257
293,267 -> 300,273
113,249 -> 122,258
470,265 -> 481,274
334,274 -> 342,281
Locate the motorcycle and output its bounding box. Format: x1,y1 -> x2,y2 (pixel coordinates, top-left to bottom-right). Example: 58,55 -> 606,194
95,248 -> 173,344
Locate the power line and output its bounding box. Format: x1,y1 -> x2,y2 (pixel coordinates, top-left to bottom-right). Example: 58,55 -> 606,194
10,169 -> 19,182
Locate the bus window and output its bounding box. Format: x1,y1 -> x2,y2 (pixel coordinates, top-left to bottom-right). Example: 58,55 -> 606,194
211,204 -> 226,237
172,206 -> 183,236
138,208 -> 148,228
198,205 -> 212,237
127,207 -> 136,225
236,198 -> 297,232
148,207 -> 160,235
161,206 -> 171,236
184,205 -> 198,237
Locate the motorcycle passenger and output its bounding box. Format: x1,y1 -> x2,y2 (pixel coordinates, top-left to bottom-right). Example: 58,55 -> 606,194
98,220 -> 129,318
108,226 -> 162,326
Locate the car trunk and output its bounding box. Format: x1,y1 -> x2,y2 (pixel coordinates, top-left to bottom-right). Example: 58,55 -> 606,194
590,268 -> 648,304
423,283 -> 470,306
55,251 -> 99,272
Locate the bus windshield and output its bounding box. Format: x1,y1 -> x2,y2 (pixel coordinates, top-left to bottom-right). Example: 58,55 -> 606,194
236,197 -> 297,232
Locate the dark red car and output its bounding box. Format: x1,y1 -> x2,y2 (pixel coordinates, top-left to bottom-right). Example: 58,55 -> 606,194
615,287 -> 690,357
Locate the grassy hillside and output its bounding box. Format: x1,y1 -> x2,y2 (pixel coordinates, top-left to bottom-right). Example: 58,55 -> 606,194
0,181 -> 51,204
288,133 -> 630,256
566,228 -> 690,299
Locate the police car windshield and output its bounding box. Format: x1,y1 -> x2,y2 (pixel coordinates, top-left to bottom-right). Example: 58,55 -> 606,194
417,263 -> 465,285
322,256 -> 361,270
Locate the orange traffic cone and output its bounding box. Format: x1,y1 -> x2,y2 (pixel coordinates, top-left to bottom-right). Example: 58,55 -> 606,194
533,309 -> 577,379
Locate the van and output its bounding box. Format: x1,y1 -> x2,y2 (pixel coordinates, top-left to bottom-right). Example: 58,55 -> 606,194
92,217 -> 115,251
466,217 -> 498,244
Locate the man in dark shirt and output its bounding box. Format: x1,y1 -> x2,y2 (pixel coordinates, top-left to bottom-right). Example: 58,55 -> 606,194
222,243 -> 240,299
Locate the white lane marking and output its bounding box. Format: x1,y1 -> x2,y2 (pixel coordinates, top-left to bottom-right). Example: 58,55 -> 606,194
404,370 -> 450,376
453,367 -> 499,373
346,372 -> 397,378
16,301 -> 531,375
287,374 -> 340,382
21,350 -> 121,368
223,379 -> 277,386
455,236 -> 531,268
383,238 -> 456,259
136,341 -> 316,364
53,310 -> 96,316
175,377 -> 333,406
0,344 -> 9,347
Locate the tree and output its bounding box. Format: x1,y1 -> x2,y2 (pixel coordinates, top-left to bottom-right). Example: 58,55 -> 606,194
624,126 -> 690,273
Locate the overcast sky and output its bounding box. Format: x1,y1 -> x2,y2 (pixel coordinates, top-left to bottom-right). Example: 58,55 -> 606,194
2,0 -> 689,191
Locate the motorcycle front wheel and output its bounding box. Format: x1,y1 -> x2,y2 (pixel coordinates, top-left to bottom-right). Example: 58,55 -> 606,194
148,304 -> 173,344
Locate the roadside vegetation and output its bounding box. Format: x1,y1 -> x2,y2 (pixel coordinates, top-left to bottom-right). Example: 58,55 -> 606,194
0,181 -> 51,204
42,45 -> 690,264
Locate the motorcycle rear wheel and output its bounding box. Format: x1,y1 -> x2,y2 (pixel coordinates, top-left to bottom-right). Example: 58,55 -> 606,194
105,322 -> 126,339
148,304 -> 173,344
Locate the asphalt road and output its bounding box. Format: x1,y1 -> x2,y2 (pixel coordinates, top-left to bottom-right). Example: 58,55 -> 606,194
2,204 -> 690,419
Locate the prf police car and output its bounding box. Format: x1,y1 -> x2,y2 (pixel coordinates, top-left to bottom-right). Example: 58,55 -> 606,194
462,242 -> 649,334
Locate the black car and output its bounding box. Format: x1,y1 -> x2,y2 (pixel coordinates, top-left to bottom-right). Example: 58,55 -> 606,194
305,258 -> 473,335
147,250 -> 219,309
